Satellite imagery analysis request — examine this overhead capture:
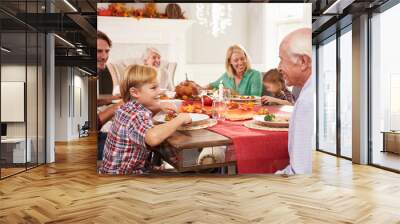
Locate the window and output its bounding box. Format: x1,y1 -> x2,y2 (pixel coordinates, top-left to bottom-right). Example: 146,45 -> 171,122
339,28 -> 352,158
370,3 -> 400,171
317,36 -> 337,155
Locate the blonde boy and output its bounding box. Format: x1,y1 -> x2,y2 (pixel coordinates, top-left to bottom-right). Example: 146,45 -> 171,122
99,65 -> 191,175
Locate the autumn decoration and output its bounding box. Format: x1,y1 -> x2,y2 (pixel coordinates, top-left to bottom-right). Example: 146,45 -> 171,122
98,3 -> 186,20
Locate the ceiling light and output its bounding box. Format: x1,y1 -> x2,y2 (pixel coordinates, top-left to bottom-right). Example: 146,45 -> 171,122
63,0 -> 78,12
54,34 -> 75,48
1,47 -> 11,53
323,0 -> 354,15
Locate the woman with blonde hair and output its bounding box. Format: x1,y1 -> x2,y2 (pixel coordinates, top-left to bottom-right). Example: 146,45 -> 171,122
208,44 -> 263,96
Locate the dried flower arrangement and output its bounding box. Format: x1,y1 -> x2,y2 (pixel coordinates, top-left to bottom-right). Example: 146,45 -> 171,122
97,3 -> 186,19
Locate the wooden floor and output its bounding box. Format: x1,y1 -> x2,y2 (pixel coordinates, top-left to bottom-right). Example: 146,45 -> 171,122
1,135 -> 400,223
1,167 -> 26,177
373,151 -> 400,171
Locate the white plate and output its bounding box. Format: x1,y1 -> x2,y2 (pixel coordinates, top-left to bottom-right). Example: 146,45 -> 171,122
154,112 -> 209,124
280,105 -> 294,113
111,99 -> 122,104
230,96 -> 261,101
253,115 -> 289,128
160,99 -> 183,110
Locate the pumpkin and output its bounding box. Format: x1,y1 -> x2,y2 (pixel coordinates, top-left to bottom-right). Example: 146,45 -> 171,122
165,3 -> 184,19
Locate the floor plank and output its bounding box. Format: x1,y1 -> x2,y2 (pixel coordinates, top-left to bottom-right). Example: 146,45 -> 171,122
0,135 -> 400,223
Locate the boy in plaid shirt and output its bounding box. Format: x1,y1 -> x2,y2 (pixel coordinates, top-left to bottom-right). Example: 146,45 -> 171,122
99,65 -> 191,175
261,69 -> 295,106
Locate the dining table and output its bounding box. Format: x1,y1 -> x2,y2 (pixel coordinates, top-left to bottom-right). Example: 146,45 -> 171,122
158,105 -> 291,174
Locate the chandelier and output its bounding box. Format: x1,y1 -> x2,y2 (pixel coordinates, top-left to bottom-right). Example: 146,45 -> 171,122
196,3 -> 233,37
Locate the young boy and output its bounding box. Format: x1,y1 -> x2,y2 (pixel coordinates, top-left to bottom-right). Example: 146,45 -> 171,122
99,65 -> 191,175
261,69 -> 294,106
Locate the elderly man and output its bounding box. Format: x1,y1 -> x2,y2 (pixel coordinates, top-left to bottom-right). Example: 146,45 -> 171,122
276,28 -> 314,175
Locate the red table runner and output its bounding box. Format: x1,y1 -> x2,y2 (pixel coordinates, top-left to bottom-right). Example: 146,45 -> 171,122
207,106 -> 289,174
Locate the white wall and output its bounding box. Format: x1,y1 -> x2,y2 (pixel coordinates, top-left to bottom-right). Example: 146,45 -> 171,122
1,64 -> 46,163
55,67 -> 69,141
1,65 -> 39,138
184,3 -> 311,86
98,3 -> 311,86
54,67 -> 89,141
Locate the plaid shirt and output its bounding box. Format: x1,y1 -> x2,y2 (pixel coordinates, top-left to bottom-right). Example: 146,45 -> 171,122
263,88 -> 295,105
99,101 -> 154,175
278,88 -> 295,104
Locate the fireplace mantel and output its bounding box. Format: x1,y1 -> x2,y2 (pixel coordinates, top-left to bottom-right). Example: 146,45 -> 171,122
97,16 -> 194,44
98,16 -> 195,82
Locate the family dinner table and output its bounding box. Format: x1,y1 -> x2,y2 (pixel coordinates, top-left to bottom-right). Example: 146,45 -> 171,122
159,105 -> 291,174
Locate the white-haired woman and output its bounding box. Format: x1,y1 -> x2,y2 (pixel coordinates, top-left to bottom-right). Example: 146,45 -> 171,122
142,48 -> 174,91
142,47 -> 161,68
207,44 -> 263,96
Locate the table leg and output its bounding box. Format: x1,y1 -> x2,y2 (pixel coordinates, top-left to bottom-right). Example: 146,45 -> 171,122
227,164 -> 236,175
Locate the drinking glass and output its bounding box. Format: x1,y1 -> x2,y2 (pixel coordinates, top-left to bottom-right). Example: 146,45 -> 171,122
212,100 -> 227,120
199,89 -> 207,109
224,88 -> 231,102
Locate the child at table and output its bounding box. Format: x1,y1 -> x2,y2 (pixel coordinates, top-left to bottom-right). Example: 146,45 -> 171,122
99,65 -> 192,175
261,69 -> 294,106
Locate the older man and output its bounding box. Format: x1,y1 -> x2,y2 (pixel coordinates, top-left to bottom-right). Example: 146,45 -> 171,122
276,28 -> 314,175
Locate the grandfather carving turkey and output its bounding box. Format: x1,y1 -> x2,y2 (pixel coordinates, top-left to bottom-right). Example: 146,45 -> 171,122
175,80 -> 201,99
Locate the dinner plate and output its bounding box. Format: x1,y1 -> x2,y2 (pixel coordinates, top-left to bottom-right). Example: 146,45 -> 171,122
229,96 -> 261,101
279,105 -> 294,113
111,99 -> 122,104
253,115 -> 289,128
153,112 -> 209,124
160,99 -> 183,110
